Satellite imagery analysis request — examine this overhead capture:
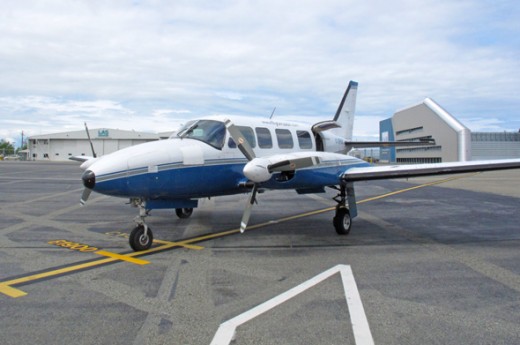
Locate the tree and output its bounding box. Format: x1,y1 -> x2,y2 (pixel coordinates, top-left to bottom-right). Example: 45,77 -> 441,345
0,139 -> 15,156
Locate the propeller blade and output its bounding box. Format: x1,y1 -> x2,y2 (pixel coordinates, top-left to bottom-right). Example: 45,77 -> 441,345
84,122 -> 97,158
80,188 -> 92,206
224,119 -> 256,161
240,184 -> 258,233
268,156 -> 321,172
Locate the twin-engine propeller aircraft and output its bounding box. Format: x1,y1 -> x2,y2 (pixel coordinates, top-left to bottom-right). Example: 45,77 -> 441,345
72,81 -> 520,251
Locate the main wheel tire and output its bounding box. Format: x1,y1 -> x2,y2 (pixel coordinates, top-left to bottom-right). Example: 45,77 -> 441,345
129,225 -> 153,251
333,207 -> 352,235
175,208 -> 193,219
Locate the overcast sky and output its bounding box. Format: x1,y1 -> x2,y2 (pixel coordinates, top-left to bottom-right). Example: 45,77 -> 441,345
1,0 -> 519,147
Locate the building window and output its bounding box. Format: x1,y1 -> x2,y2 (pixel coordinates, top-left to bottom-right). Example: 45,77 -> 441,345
396,126 -> 424,136
397,145 -> 442,153
276,129 -> 293,149
397,157 -> 442,163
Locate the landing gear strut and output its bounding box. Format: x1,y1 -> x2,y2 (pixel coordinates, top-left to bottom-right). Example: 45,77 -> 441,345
129,199 -> 153,251
332,182 -> 357,235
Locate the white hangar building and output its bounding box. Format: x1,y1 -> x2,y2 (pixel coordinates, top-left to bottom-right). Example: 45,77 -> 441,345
28,128 -> 159,161
379,98 -> 520,163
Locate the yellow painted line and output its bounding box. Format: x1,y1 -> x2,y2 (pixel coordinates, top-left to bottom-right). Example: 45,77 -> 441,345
0,173 -> 477,298
95,250 -> 150,265
0,284 -> 27,298
153,239 -> 204,250
0,257 -> 115,298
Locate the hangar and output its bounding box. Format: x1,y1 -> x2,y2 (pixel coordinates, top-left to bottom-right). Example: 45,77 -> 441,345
380,98 -> 520,163
28,128 -> 159,161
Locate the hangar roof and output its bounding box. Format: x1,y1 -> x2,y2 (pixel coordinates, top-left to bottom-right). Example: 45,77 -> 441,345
396,98 -> 469,133
29,128 -> 159,140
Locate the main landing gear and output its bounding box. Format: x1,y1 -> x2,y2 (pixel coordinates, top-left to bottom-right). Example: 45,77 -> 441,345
331,182 -> 357,235
175,208 -> 193,219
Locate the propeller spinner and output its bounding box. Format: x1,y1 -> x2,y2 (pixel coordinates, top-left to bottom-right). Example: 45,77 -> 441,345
80,170 -> 95,205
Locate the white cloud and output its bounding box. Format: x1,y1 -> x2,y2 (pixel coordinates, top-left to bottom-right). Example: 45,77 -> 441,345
0,0 -> 519,146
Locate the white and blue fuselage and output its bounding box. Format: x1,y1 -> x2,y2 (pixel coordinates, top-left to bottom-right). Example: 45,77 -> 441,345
81,115 -> 369,209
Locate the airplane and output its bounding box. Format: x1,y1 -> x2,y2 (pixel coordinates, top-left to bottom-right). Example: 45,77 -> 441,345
72,81 -> 520,251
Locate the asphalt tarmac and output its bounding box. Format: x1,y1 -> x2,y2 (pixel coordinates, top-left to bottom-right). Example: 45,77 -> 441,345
0,161 -> 519,345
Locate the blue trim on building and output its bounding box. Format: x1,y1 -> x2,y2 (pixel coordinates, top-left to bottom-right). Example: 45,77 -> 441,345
379,118 -> 396,162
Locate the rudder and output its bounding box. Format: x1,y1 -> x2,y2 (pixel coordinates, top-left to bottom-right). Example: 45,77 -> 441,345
331,81 -> 358,141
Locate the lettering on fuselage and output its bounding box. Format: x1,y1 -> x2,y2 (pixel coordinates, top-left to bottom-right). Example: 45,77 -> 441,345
260,120 -> 299,128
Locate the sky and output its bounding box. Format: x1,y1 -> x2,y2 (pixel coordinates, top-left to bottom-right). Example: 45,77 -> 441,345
1,0 -> 519,147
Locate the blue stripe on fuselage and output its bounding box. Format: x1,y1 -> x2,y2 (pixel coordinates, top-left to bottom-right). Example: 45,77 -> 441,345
93,159 -> 370,200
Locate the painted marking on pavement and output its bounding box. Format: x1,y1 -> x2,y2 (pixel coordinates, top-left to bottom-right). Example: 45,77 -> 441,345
152,239 -> 204,250
95,250 -> 150,265
0,284 -> 27,298
0,174 -> 474,298
210,264 -> 374,345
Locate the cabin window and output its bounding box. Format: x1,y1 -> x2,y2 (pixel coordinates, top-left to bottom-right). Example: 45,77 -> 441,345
255,127 -> 272,148
276,129 -> 293,149
228,126 -> 256,148
297,130 -> 313,149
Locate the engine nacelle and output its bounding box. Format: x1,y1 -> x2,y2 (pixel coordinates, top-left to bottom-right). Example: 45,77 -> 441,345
243,158 -> 273,183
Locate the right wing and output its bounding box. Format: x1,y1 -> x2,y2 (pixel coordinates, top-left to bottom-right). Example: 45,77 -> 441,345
342,159 -> 520,182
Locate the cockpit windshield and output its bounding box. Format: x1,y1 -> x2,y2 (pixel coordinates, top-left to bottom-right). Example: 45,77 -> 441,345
175,120 -> 226,149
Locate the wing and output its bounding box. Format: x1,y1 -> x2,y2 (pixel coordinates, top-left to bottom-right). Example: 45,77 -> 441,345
342,159 -> 520,182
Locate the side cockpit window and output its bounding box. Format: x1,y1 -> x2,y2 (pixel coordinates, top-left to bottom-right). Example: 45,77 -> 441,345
177,120 -> 226,149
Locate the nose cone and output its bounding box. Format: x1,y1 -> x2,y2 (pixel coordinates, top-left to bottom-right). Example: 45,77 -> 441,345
243,158 -> 272,183
82,170 -> 96,189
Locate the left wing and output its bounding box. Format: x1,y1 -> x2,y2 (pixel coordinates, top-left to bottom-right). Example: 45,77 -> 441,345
342,159 -> 520,182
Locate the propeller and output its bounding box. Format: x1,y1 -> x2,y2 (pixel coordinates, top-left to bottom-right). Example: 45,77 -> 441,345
268,156 -> 321,173
225,119 -> 321,232
78,123 -> 97,205
224,119 -> 256,161
80,188 -> 92,206
80,169 -> 96,206
240,184 -> 258,233
225,119 -> 259,232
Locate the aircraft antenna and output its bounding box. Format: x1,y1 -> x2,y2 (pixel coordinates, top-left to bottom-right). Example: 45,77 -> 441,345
84,122 -> 97,158
269,107 -> 276,119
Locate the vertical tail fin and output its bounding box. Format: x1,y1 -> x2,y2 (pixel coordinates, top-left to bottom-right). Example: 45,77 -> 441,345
331,81 -> 358,141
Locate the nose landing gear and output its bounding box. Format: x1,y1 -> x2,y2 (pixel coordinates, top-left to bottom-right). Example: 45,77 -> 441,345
129,224 -> 153,251
129,199 -> 153,251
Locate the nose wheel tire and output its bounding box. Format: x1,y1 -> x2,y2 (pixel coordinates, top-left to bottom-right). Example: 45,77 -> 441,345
175,208 -> 193,219
333,207 -> 351,235
129,225 -> 153,251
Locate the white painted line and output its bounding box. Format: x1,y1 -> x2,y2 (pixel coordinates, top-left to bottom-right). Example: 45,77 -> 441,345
210,264 -> 374,345
341,265 -> 375,345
